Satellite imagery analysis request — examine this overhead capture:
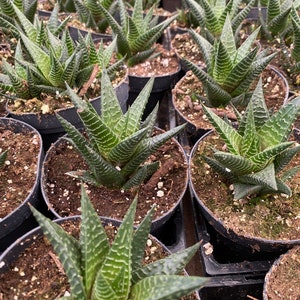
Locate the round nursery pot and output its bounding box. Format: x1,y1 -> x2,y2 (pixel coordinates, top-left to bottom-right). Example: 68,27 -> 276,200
41,128 -> 189,233
0,117 -> 44,251
172,65 -> 290,140
263,245 -> 300,300
0,216 -> 201,300
189,130 -> 300,254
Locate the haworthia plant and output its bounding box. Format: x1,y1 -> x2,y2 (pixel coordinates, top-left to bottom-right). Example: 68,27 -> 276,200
0,2 -> 69,39
0,22 -> 124,102
182,15 -> 276,108
72,0 -> 116,33
258,0 -> 300,39
58,69 -> 186,190
96,0 -> 178,66
185,0 -> 256,43
200,77 -> 300,200
30,185 -> 207,300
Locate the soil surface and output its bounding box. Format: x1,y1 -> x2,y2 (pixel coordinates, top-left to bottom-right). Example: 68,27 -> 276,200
0,123 -> 41,218
128,43 -> 180,77
190,132 -> 300,242
0,219 -> 199,299
42,130 -> 188,225
264,246 -> 300,300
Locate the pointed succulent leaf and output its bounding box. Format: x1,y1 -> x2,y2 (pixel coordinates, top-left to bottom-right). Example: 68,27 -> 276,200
189,29 -> 213,70
115,77 -> 155,139
234,26 -> 260,65
222,47 -> 258,94
131,205 -> 156,273
80,185 -> 110,297
132,243 -> 200,283
201,104 -> 242,155
205,80 -> 233,107
121,124 -> 186,177
231,0 -> 255,33
130,14 -> 178,54
231,51 -> 277,97
100,69 -> 124,130
250,141 -> 295,169
213,151 -> 257,174
0,150 -> 8,167
122,161 -> 160,190
127,48 -> 156,67
140,103 -> 159,137
219,15 -> 236,60
130,275 -> 207,300
213,41 -> 233,86
30,207 -> 86,300
199,0 -> 222,35
203,155 -> 236,180
274,144 -> 300,173
19,32 -> 51,80
57,117 -> 125,188
93,197 -> 138,299
268,6 -> 291,36
258,100 -> 300,147
185,0 -> 205,28
12,3 -> 37,41
66,84 -> 119,155
232,182 -> 264,200
291,12 -> 300,62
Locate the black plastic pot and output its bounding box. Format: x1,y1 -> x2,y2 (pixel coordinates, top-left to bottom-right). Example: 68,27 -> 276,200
189,130 -> 300,257
263,245 -> 300,300
40,126 -> 189,233
0,215 -> 201,300
0,118 -> 44,251
6,74 -> 129,150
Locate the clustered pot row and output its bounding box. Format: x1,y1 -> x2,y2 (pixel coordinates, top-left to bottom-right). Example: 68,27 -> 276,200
1,0 -> 300,299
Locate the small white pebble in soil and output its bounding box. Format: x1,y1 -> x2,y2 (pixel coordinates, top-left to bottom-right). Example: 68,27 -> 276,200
157,181 -> 164,189
146,239 -> 152,247
157,190 -> 164,197
5,160 -> 10,165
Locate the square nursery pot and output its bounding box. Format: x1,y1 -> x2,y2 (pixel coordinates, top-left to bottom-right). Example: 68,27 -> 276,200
0,117 -> 44,251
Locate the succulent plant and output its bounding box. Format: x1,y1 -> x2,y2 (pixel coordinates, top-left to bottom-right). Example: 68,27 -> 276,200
200,77 -> 300,200
57,69 -> 185,190
182,15 -> 276,108
0,22 -> 124,106
72,0 -> 117,33
0,2 -> 69,39
30,184 -> 207,300
96,0 -> 178,66
184,0 -> 256,43
258,0 -> 300,40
